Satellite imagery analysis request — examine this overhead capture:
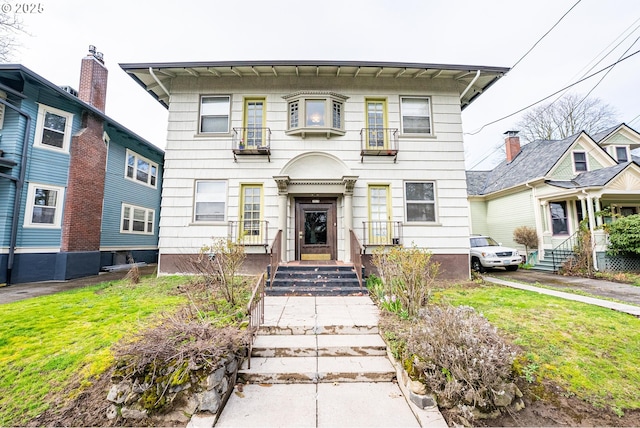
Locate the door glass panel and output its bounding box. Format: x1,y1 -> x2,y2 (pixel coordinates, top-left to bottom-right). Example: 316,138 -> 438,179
305,211 -> 327,245
245,101 -> 263,147
367,101 -> 385,148
370,187 -> 389,243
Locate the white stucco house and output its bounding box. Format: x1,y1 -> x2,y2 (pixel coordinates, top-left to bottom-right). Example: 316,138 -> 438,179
121,60 -> 508,280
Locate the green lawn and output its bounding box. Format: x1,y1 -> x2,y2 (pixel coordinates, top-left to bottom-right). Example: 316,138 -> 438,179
436,283 -> 640,413
0,275 -> 187,426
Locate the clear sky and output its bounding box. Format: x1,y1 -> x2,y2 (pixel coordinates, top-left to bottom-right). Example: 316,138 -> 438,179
8,0 -> 640,169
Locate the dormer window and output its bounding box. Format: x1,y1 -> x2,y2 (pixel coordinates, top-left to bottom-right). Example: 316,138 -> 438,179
283,92 -> 348,138
573,151 -> 587,173
614,146 -> 629,163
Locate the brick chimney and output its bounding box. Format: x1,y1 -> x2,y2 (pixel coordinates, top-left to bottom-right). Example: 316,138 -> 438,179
78,45 -> 107,112
61,46 -> 108,257
505,130 -> 521,162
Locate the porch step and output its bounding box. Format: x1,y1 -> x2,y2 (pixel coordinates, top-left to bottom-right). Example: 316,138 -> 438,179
268,265 -> 364,296
252,334 -> 387,357
258,324 -> 379,336
531,250 -> 576,273
238,356 -> 395,384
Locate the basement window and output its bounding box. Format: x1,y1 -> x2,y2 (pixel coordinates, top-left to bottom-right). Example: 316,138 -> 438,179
283,92 -> 348,138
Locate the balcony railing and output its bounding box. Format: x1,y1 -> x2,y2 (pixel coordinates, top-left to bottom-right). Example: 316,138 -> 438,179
228,220 -> 269,251
360,128 -> 399,163
232,127 -> 271,162
361,221 -> 403,248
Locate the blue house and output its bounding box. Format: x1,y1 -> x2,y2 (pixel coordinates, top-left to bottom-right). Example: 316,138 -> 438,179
0,47 -> 163,284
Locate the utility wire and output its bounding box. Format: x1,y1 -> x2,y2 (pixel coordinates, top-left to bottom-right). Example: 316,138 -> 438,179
465,49 -> 640,137
510,0 -> 582,71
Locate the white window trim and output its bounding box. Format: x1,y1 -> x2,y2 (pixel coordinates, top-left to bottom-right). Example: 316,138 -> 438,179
572,151 -> 588,174
24,182 -> 65,229
193,180 -> 227,223
34,103 -> 74,153
0,90 -> 6,130
404,181 -> 438,223
400,96 -> 433,136
120,203 -> 155,235
199,95 -> 231,134
125,149 -> 158,188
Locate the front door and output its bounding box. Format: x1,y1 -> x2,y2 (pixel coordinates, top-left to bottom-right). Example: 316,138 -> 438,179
295,199 -> 337,260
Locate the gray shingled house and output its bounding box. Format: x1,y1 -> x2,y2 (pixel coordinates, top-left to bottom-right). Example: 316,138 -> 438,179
467,123 -> 640,271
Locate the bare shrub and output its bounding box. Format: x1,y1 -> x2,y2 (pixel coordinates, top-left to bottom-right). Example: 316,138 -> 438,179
125,256 -> 140,285
561,220 -> 594,277
185,238 -> 246,305
381,305 -> 517,413
372,245 -> 440,317
513,226 -> 538,262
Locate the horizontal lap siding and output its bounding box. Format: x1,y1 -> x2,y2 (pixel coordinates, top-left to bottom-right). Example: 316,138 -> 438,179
159,76 -> 470,255
100,135 -> 163,249
485,190 -> 536,248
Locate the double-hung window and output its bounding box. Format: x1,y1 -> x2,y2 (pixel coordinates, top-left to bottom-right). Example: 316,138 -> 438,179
405,182 -> 436,222
121,204 -> 154,234
550,202 -> 568,235
194,180 -> 226,222
34,104 -> 74,152
200,96 -> 230,133
125,150 -> 158,187
400,97 -> 432,135
614,146 -> 629,163
24,183 -> 65,228
240,184 -> 263,241
572,152 -> 587,172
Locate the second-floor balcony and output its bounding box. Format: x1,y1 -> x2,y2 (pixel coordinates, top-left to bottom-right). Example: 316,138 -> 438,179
232,127 -> 271,162
360,128 -> 399,163
361,221 -> 403,249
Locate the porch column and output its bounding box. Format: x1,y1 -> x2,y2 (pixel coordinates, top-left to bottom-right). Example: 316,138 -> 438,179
343,176 -> 358,263
594,197 -> 603,227
585,193 -> 599,271
274,176 -> 290,262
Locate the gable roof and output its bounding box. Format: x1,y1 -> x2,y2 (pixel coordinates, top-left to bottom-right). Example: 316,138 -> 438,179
0,64 -> 163,155
473,133 -> 579,195
468,124 -> 640,196
119,60 -> 509,110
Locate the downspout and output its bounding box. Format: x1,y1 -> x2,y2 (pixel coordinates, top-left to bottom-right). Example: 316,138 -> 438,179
459,70 -> 481,102
525,181 -> 542,261
0,98 -> 32,285
148,67 -> 171,100
582,189 -> 598,272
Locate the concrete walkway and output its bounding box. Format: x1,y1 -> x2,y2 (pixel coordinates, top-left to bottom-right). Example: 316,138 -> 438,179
484,275 -> 640,317
208,296 -> 447,428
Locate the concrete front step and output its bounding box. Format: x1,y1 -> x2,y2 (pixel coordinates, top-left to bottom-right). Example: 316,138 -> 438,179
252,334 -> 387,357
266,285 -> 365,296
258,324 -> 379,336
238,356 -> 396,384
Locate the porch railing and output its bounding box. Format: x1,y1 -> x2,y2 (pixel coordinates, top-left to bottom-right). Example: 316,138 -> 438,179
551,231 -> 580,272
246,272 -> 265,369
269,229 -> 282,287
228,220 -> 269,251
361,221 -> 403,248
350,229 -> 364,289
360,128 -> 399,162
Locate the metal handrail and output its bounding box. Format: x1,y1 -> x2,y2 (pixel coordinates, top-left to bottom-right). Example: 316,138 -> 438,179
551,231 -> 579,272
232,127 -> 271,150
269,230 -> 282,287
246,272 -> 265,369
350,229 -> 364,288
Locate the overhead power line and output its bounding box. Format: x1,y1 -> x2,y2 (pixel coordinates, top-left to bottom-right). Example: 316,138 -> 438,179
510,0 -> 582,71
465,49 -> 640,137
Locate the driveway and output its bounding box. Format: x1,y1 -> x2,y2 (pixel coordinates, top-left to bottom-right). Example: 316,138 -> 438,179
485,268 -> 640,306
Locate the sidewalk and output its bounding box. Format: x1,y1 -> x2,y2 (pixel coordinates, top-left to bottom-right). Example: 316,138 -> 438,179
208,296 -> 447,428
483,272 -> 640,317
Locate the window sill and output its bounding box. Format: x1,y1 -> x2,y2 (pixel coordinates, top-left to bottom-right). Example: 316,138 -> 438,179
285,128 -> 345,139
399,133 -> 436,139
189,221 -> 227,226
194,132 -> 232,138
405,222 -> 442,226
